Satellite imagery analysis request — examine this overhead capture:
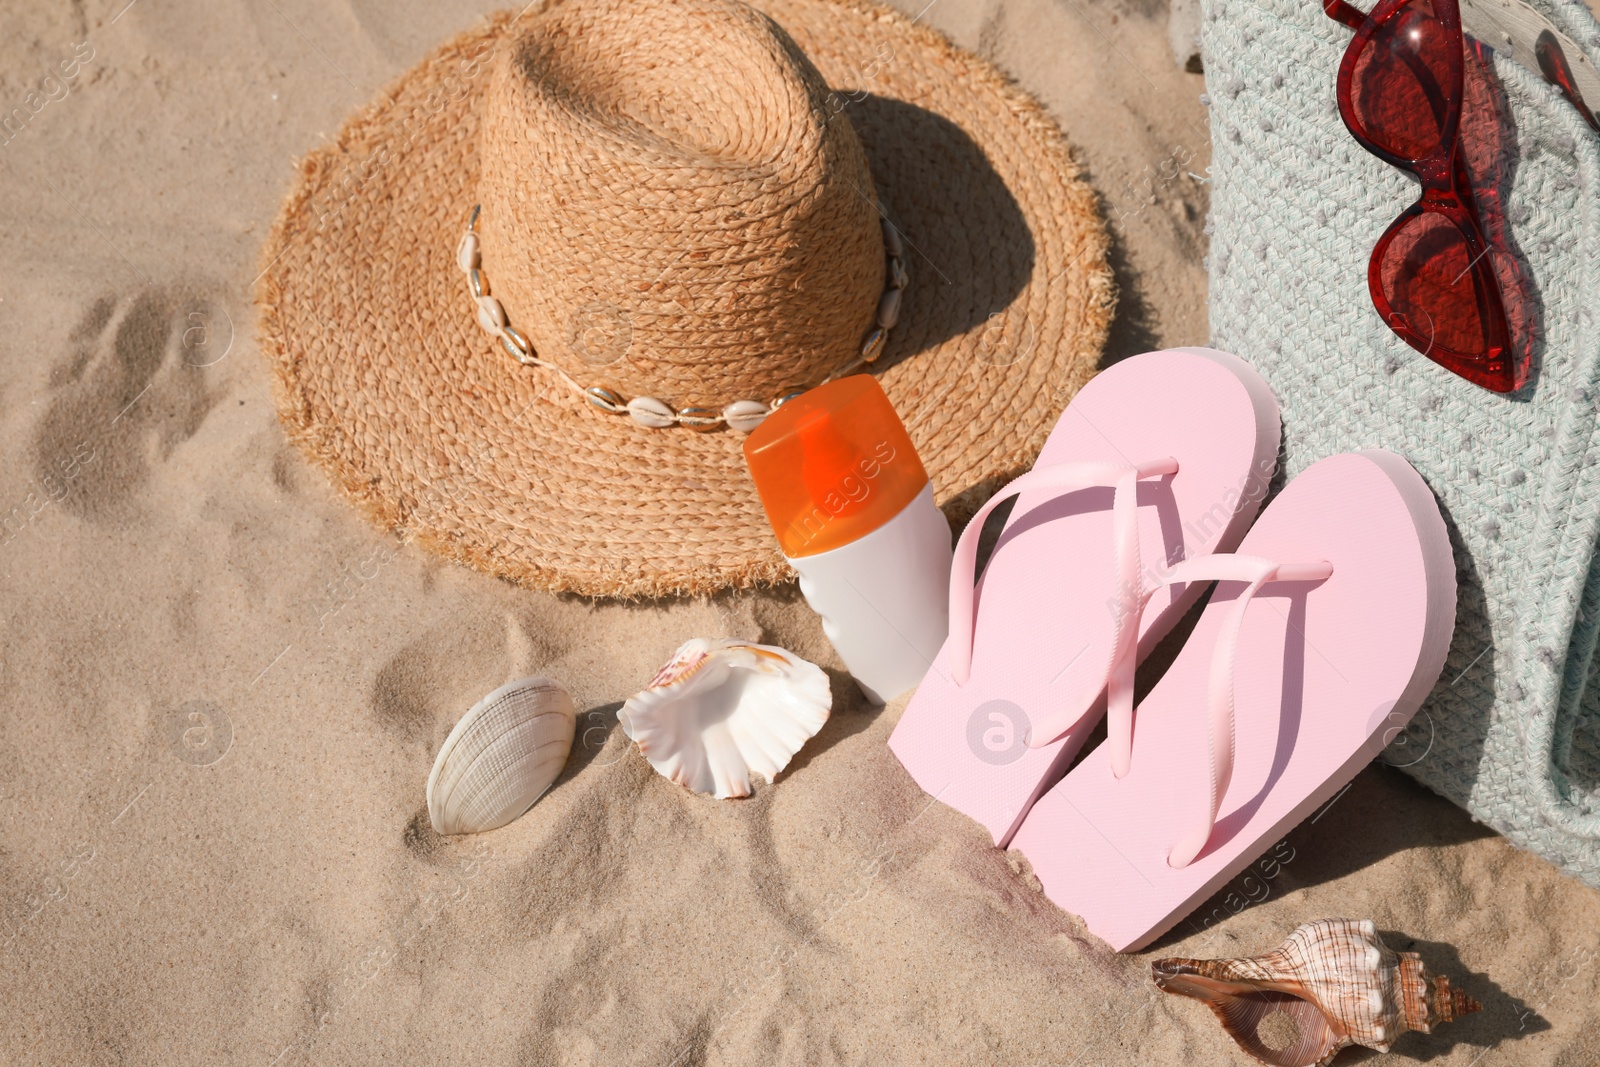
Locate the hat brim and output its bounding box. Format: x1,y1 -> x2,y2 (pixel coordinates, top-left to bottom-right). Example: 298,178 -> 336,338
256,0 -> 1113,598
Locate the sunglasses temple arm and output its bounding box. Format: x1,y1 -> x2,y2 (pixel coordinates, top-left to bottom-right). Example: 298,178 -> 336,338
1323,0 -> 1367,30
1535,31 -> 1600,132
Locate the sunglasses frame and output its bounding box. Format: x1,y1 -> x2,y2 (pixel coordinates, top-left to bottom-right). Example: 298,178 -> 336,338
1325,0 -> 1517,393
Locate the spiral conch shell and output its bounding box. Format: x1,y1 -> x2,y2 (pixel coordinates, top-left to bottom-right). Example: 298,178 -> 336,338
619,638 -> 831,799
1152,919 -> 1481,1067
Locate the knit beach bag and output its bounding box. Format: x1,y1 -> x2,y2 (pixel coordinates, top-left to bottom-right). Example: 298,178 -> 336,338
1202,0 -> 1600,882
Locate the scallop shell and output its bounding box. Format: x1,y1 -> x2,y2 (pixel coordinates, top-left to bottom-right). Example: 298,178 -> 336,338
618,638 -> 831,799
426,677 -> 576,835
1152,919 -> 1481,1067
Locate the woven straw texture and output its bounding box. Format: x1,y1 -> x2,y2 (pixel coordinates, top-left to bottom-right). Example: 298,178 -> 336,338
1203,0 -> 1600,882
256,0 -> 1114,599
478,0 -> 883,404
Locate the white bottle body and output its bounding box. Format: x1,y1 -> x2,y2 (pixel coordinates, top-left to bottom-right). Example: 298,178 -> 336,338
786,481 -> 953,704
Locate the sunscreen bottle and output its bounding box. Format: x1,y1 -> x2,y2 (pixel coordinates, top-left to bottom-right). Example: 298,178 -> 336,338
744,376 -> 953,703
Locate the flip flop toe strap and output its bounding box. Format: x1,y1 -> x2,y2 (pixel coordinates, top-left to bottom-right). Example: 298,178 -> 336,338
1116,554 -> 1333,869
948,457 -> 1178,748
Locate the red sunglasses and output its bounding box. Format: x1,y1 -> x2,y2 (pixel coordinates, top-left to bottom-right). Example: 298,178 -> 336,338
1325,0 -> 1522,393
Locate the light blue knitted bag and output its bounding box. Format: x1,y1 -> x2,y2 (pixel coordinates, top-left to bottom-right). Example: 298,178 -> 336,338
1202,0 -> 1600,881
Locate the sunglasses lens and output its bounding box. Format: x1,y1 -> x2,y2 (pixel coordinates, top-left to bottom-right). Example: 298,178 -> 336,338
1347,0 -> 1458,159
1378,211 -> 1493,356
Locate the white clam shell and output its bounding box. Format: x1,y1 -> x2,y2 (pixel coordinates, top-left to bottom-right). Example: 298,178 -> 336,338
426,676 -> 576,835
619,638 -> 831,799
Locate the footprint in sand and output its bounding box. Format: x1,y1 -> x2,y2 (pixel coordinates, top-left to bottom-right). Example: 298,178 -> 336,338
30,288 -> 230,524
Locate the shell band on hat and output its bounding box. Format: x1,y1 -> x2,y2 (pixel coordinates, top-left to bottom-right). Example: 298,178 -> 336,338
456,203 -> 910,432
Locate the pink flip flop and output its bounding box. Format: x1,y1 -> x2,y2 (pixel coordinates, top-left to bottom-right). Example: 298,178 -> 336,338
888,348 -> 1280,846
1010,450 -> 1457,951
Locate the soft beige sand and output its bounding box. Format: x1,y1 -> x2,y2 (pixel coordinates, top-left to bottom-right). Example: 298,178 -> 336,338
2,0 -> 1598,1064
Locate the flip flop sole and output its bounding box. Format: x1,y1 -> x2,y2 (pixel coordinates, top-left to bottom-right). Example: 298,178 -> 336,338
889,348 -> 1280,845
1011,450 -> 1457,950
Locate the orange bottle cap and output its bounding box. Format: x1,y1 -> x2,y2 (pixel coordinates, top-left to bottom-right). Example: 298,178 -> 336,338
743,375 -> 930,558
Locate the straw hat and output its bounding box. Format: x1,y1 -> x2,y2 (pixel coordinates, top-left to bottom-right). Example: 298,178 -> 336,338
257,0 -> 1112,598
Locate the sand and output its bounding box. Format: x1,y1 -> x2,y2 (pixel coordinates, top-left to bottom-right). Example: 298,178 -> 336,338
2,0 -> 1599,1064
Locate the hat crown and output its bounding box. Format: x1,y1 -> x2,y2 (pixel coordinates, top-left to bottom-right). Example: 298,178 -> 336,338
477,0 -> 885,407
